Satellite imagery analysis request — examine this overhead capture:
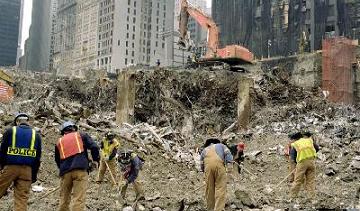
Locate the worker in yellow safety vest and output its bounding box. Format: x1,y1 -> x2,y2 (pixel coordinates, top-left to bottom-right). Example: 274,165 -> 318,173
96,132 -> 120,186
290,131 -> 319,200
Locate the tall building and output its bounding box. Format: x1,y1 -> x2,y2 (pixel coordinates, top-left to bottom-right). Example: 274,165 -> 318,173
23,0 -> 54,71
97,0 -> 115,72
111,0 -> 175,71
0,0 -> 22,66
53,0 -> 77,75
53,0 -> 175,74
72,0 -> 98,75
212,0 -> 360,58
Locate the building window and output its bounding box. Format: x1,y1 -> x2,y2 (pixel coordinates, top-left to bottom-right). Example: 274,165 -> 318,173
128,8 -> 130,13
132,34 -> 135,39
126,41 -> 128,47
125,58 -> 128,65
132,51 -> 134,56
126,49 -> 128,55
128,0 -> 130,5
131,59 -> 134,64
162,43 -> 165,48
132,43 -> 134,48
134,1 -> 136,7
133,17 -> 136,23
155,41 -> 158,47
127,24 -> 129,30
133,26 -> 135,32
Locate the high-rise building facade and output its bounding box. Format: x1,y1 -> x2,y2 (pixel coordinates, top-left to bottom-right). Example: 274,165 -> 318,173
23,0 -> 54,71
212,0 -> 360,58
53,0 -> 175,74
97,0 -> 115,72
112,0 -> 175,70
0,0 -> 22,66
53,0 -> 77,75
73,0 -> 98,75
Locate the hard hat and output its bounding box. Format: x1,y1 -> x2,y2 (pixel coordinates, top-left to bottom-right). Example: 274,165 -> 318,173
203,138 -> 221,148
106,131 -> 115,139
61,121 -> 77,133
118,149 -> 132,165
14,113 -> 29,121
288,132 -> 302,140
237,142 -> 245,151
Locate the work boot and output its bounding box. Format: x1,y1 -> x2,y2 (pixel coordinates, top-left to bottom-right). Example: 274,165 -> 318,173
120,184 -> 128,199
135,194 -> 145,201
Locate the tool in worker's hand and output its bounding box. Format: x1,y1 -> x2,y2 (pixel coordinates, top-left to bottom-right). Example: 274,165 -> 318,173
104,161 -> 117,186
266,169 -> 296,194
28,186 -> 60,205
232,161 -> 257,179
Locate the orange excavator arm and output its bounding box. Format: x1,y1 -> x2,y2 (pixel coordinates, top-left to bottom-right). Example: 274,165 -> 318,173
178,0 -> 219,56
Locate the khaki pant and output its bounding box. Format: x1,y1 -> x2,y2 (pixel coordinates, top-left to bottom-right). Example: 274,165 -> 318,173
59,170 -> 88,211
0,165 -> 32,211
288,160 -> 296,183
290,158 -> 316,199
96,159 -> 117,186
120,175 -> 144,199
204,148 -> 227,211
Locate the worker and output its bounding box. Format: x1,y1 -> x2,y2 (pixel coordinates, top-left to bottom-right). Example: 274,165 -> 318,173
117,149 -> 144,201
286,132 -> 302,183
290,131 -> 319,200
96,132 -> 120,186
156,59 -> 160,67
229,142 -> 245,174
55,121 -> 100,211
0,113 -> 42,211
200,138 -> 233,211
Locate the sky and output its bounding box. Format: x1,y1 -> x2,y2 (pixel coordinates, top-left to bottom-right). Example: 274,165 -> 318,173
21,0 -> 211,52
21,0 -> 32,53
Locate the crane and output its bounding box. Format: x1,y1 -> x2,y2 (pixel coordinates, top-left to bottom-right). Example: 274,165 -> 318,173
178,0 -> 254,67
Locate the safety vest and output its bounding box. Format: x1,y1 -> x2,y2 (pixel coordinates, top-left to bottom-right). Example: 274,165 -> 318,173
291,138 -> 317,163
7,126 -> 37,157
57,132 -> 84,160
101,138 -> 119,157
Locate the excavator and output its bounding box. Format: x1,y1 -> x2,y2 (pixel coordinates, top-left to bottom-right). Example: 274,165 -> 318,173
178,0 -> 254,70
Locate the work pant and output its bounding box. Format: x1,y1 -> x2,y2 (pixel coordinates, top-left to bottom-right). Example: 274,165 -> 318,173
96,159 -> 117,186
0,165 -> 32,211
204,152 -> 227,211
120,175 -> 144,199
290,158 -> 316,199
59,170 -> 88,211
288,160 -> 296,183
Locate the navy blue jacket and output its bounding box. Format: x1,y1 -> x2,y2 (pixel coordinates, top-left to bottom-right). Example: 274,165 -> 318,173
119,155 -> 143,183
55,132 -> 100,176
0,124 -> 42,182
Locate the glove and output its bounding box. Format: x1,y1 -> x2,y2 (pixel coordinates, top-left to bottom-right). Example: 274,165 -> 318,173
88,161 -> 99,172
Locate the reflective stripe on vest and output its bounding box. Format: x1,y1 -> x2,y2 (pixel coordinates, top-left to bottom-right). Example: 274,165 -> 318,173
291,138 -> 317,163
7,126 -> 37,157
102,138 -> 119,157
57,132 -> 84,160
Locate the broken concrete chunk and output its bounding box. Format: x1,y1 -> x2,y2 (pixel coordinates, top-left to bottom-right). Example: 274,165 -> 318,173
122,207 -> 134,211
235,189 -> 257,208
152,207 -> 163,211
324,166 -> 337,176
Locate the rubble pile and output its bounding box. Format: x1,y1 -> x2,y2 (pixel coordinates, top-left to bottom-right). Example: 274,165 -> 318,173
0,68 -> 358,210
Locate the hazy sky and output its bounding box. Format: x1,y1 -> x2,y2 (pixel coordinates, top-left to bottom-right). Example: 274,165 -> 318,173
21,0 -> 32,53
21,0 -> 211,52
